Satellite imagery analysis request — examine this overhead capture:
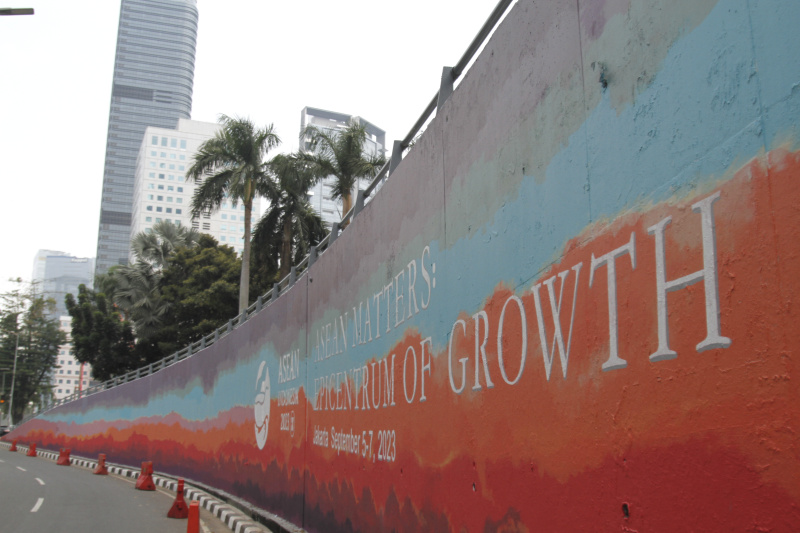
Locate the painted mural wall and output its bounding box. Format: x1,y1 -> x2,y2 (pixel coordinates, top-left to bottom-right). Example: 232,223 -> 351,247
8,0 -> 800,530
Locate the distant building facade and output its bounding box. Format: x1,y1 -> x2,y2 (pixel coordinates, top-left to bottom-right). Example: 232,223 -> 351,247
95,0 -> 199,275
300,107 -> 387,227
31,250 -> 94,317
129,118 -> 259,256
51,316 -> 94,401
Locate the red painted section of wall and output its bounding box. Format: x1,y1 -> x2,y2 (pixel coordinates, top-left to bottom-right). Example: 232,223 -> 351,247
13,148 -> 799,531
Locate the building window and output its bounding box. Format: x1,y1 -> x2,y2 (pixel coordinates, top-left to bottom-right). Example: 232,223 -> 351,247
176,209 -> 182,215
177,187 -> 183,193
149,172 -> 155,178
150,150 -> 157,156
146,206 -> 153,211
177,198 -> 183,204
161,137 -> 168,147
166,208 -> 172,214
221,214 -> 227,220
171,138 -> 177,148
148,184 -> 155,189
180,140 -> 187,149
157,196 -> 163,201
151,135 -> 158,145
158,185 -> 164,190
159,163 -> 165,169
160,152 -> 167,158
167,186 -> 174,191
156,207 -> 163,212
220,225 -> 226,231
156,218 -> 162,223
179,154 -> 186,160
147,194 -> 154,200
159,173 -> 165,179
167,197 -> 173,202
169,164 -> 175,170
146,216 -> 152,222
149,162 -> 156,168
221,236 -> 226,242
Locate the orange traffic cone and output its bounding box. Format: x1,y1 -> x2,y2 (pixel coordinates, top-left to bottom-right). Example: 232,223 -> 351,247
167,478 -> 189,518
187,501 -> 199,533
56,448 -> 71,466
9,439 -> 17,452
26,443 -> 36,457
93,453 -> 109,475
135,461 -> 156,491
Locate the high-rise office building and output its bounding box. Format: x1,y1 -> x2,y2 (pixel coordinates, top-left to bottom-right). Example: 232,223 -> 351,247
300,107 -> 386,227
31,250 -> 94,318
52,316 -> 95,401
129,119 -> 259,257
95,0 -> 199,275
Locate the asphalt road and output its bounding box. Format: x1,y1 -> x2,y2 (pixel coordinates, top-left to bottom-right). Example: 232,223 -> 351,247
0,449 -> 201,532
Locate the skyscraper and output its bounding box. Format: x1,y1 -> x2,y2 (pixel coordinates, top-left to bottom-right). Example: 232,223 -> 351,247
31,250 -> 94,318
300,107 -> 386,227
95,0 -> 199,275
129,119 -> 259,257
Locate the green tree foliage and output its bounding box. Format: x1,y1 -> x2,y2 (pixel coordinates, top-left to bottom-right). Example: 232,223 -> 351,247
65,284 -> 137,382
146,234 -> 240,355
112,221 -> 200,341
0,280 -> 65,423
300,121 -> 386,220
254,153 -> 327,281
187,115 -> 281,313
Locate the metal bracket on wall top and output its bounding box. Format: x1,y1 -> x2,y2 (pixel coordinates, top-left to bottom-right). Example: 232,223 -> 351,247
438,66 -> 455,111
390,140 -> 403,174
330,222 -> 340,245
309,246 -> 317,267
353,189 -> 365,218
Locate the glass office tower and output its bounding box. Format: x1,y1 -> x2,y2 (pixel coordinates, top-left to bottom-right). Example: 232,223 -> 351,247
95,0 -> 198,275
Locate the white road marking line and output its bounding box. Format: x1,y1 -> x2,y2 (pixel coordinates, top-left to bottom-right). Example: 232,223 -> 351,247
36,477 -> 45,485
31,498 -> 44,513
200,520 -> 211,533
0,459 -> 5,462
16,466 -> 26,472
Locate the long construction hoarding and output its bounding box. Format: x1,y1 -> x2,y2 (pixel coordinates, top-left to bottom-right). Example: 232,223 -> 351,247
7,0 -> 800,530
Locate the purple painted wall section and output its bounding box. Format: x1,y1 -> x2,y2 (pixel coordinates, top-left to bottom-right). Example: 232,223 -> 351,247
7,0 -> 800,531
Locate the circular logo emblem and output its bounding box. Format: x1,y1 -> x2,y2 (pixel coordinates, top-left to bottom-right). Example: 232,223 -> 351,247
254,361 -> 271,450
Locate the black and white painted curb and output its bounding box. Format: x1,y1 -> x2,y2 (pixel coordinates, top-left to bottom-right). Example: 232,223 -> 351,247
0,442 -> 276,533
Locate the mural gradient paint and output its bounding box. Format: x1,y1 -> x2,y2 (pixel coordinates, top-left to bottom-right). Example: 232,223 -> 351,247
7,0 -> 800,531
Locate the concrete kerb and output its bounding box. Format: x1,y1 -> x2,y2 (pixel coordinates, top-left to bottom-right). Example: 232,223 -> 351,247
0,441 -> 277,533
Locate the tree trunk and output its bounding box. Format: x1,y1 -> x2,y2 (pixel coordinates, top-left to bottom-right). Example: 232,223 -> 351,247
280,214 -> 293,280
341,191 -> 353,227
239,199 -> 252,315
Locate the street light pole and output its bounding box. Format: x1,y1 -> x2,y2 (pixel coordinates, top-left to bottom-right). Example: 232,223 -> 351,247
8,329 -> 19,425
0,8 -> 34,15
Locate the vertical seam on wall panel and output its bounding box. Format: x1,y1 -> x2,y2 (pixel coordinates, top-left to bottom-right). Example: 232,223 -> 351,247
575,0 -> 593,223
302,275 -> 309,529
744,0 -> 786,356
744,0 -> 768,149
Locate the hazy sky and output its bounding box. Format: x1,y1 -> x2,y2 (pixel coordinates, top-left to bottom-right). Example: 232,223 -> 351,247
0,0 -> 504,295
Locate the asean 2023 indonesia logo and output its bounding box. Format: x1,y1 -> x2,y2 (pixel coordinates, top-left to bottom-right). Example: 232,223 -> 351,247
254,361 -> 271,450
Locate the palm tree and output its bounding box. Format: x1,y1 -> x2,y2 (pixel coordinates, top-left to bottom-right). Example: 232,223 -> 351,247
253,154 -> 327,280
113,221 -> 199,340
300,121 -> 386,222
187,115 -> 281,314
131,220 -> 200,268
